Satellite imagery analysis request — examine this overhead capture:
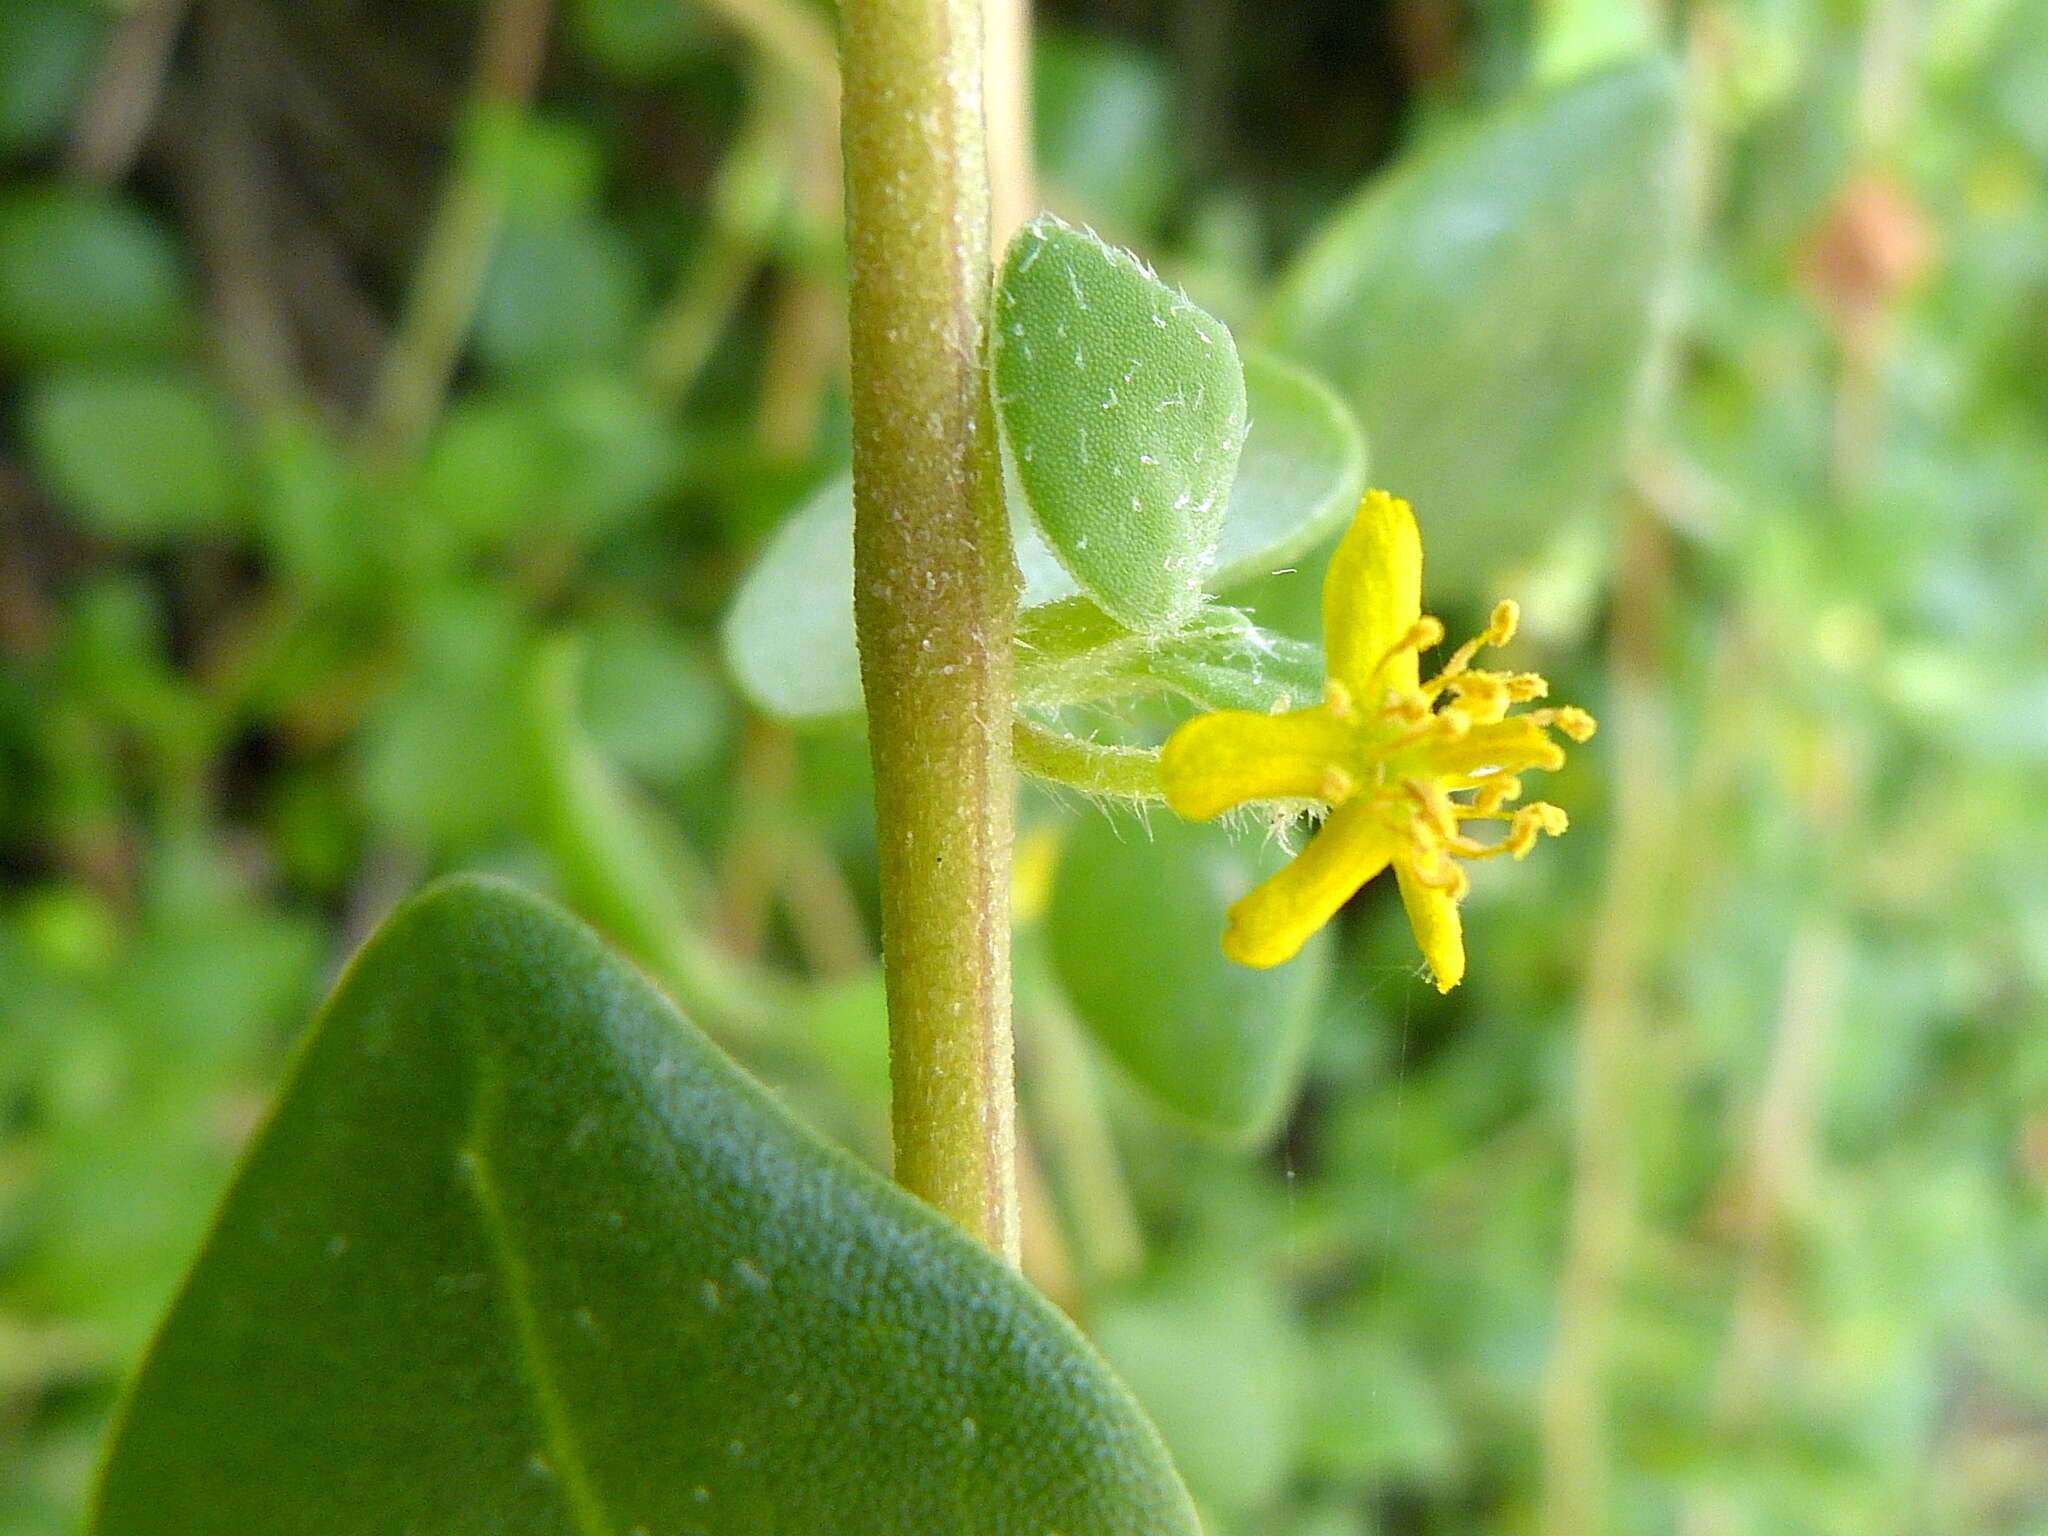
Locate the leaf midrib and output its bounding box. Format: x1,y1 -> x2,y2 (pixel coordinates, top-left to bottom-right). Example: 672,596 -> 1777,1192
459,1028 -> 621,1536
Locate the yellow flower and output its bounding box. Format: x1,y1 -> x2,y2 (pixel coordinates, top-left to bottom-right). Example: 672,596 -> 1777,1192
1160,490 -> 1595,990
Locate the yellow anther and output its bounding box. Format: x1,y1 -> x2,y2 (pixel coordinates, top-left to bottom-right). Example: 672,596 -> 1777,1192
1319,766 -> 1356,802
1468,776 -> 1521,815
1401,777 -> 1458,840
1427,606 -> 1522,694
1495,802 -> 1569,859
1554,706 -> 1598,742
1325,678 -> 1356,719
1444,673 -> 1511,725
1382,690 -> 1428,726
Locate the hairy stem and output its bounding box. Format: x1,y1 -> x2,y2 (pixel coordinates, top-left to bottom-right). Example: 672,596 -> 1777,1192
841,0 -> 1020,1259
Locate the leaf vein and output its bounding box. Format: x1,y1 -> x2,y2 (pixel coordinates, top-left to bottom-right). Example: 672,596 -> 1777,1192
460,1124 -> 621,1536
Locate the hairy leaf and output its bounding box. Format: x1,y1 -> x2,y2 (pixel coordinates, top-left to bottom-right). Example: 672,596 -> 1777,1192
995,215 -> 1247,632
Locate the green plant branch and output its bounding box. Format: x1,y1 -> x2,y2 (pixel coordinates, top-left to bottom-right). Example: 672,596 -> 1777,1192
841,0 -> 1020,1259
1013,719 -> 1162,801
525,637 -> 799,1046
1015,946 -> 1144,1295
358,0 -> 554,466
643,65 -> 803,407
698,0 -> 841,100
1537,507 -> 1678,1536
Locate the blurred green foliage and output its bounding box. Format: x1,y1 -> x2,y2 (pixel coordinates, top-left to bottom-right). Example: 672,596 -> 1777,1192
3,0 -> 2047,1533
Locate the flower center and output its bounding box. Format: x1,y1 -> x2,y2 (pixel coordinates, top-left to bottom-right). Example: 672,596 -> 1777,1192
1323,599 -> 1595,896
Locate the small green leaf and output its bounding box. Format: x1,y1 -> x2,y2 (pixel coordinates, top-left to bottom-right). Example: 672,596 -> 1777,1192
0,1 -> 103,160
359,584 -> 529,850
94,877 -> 1198,1535
721,475 -> 864,721
1046,811 -> 1328,1141
27,369 -> 241,538
995,215 -> 1247,633
1262,58 -> 1683,589
1010,353 -> 1365,610
576,616 -> 730,789
726,373 -> 1338,723
476,217 -> 644,376
0,187 -> 190,363
569,0 -> 707,79
1211,352 -> 1368,590
252,416 -> 374,596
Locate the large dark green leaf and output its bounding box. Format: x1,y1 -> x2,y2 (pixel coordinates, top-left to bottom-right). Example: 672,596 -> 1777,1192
1262,58 -> 1684,589
93,877 -> 1196,1535
1045,813 -> 1328,1142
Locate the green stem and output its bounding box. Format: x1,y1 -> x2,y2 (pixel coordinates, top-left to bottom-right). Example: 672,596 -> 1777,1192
358,0 -> 554,466
841,0 -> 1019,1259
643,67 -> 800,407
1015,943 -> 1144,1294
1537,507 -> 1677,1536
524,638 -> 796,1045
698,0 -> 841,98
1012,719 -> 1161,801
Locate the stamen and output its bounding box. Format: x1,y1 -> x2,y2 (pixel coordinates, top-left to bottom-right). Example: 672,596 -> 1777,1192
1470,777 -> 1521,814
1424,599 -> 1524,696
1425,645 -> 1482,693
1445,674 -> 1510,722
1411,852 -> 1467,894
1486,600 -> 1519,646
1371,617 -> 1444,684
1498,802 -> 1568,859
1553,706 -> 1597,742
1401,777 -> 1458,841
1382,692 -> 1429,727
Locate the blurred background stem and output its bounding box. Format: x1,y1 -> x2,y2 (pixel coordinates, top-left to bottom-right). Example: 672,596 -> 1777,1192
357,0 -> 553,466
840,0 -> 1021,1259
1538,504 -> 1678,1536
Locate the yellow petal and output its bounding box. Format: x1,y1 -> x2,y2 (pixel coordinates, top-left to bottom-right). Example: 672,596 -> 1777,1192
1160,706 -> 1356,821
1221,800 -> 1396,968
1324,490 -> 1424,698
1394,856 -> 1465,992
